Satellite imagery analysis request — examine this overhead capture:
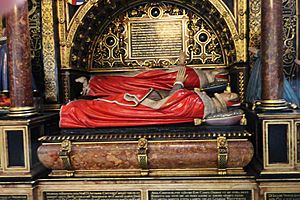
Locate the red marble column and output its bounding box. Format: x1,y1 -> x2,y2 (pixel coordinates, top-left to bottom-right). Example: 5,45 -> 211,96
261,0 -> 284,100
6,1 -> 34,113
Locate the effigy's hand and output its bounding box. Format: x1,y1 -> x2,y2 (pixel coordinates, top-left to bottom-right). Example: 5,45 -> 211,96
175,67 -> 188,84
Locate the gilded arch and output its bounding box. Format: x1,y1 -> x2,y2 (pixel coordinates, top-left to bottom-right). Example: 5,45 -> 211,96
57,0 -> 246,70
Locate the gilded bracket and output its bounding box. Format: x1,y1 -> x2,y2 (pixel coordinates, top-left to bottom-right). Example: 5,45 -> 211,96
137,138 -> 149,176
217,136 -> 228,175
59,139 -> 74,176
194,118 -> 204,126
240,114 -> 247,125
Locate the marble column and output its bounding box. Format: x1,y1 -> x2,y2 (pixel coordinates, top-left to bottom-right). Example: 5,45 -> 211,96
6,1 -> 35,116
261,0 -> 284,100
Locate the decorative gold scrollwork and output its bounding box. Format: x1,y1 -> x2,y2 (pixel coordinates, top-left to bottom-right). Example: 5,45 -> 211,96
282,0 -> 297,78
217,136 -> 228,174
58,0 -> 246,71
65,1 -> 239,71
249,0 -> 261,48
137,138 -> 149,176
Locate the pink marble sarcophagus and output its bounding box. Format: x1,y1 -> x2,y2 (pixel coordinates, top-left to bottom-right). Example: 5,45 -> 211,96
37,126 -> 254,177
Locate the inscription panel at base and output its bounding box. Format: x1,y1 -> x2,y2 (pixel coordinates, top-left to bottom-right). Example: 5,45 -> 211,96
266,193 -> 300,200
44,191 -> 141,200
149,190 -> 252,200
0,196 -> 27,200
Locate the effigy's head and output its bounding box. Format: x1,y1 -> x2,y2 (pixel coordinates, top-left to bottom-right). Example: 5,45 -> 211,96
218,92 -> 239,102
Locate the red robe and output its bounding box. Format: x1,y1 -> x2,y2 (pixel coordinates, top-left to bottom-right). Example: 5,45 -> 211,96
88,67 -> 201,97
60,89 -> 204,128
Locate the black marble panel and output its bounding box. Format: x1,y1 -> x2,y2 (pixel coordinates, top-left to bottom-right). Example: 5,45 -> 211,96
7,130 -> 25,167
268,124 -> 288,164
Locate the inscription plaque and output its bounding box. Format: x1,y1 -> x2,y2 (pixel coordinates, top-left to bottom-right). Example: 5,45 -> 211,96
267,193 -> 300,200
130,20 -> 183,59
149,190 -> 252,200
44,191 -> 141,200
0,196 -> 27,200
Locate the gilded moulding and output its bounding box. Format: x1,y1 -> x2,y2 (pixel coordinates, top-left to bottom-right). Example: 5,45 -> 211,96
57,0 -> 68,69
60,0 -> 246,70
237,0 -> 247,61
0,17 -> 2,36
28,0 -> 37,16
41,0 -> 59,102
58,0 -> 97,69
249,0 -> 261,48
209,0 -> 246,62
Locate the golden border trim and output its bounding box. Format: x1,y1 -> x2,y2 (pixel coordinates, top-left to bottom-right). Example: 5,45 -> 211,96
295,121 -> 300,164
41,0 -> 59,102
59,0 -> 97,69
50,167 -> 247,177
263,120 -> 293,170
2,127 -> 30,172
39,130 -> 252,142
209,0 -> 246,61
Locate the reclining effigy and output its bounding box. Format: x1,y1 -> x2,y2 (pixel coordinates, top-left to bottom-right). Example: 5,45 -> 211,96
60,63 -> 239,128
37,52 -> 253,177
